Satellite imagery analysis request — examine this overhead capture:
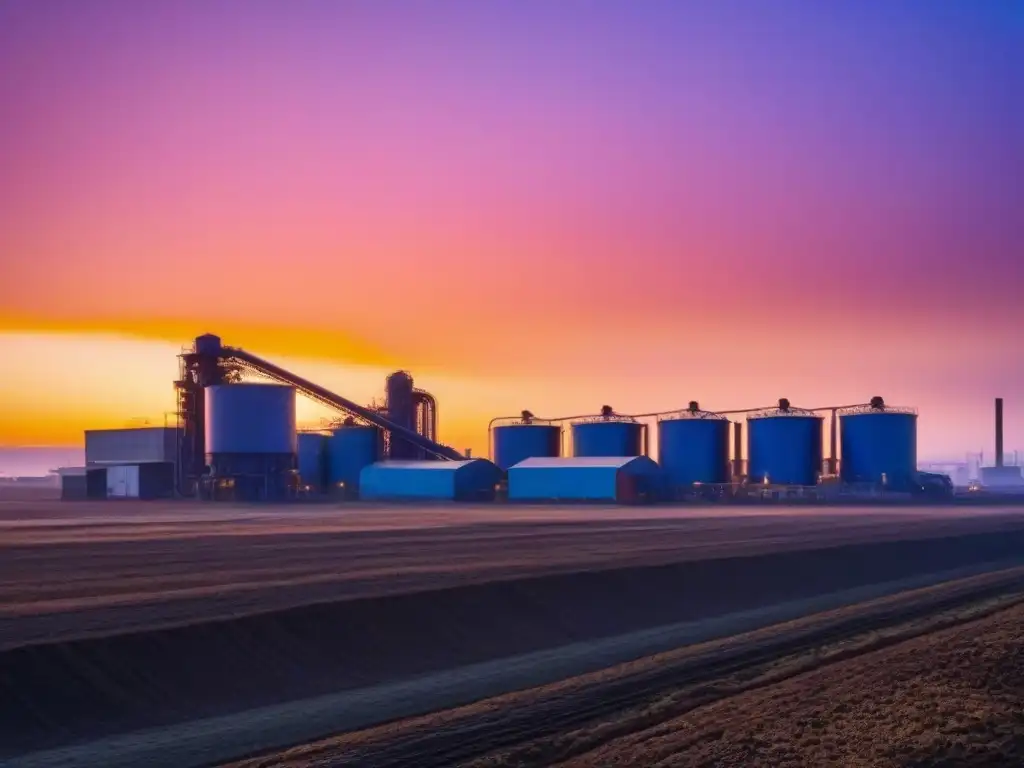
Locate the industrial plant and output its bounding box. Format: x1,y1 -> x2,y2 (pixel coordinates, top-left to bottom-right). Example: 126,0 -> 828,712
63,335 -> 1022,504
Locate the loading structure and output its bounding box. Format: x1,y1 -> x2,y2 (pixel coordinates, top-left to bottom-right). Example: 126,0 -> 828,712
657,401 -> 731,494
839,397 -> 918,491
176,334 -> 463,496
571,406 -> 647,458
747,399 -> 824,486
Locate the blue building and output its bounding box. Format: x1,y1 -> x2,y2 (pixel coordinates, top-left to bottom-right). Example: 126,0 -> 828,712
359,459 -> 502,501
507,456 -> 664,503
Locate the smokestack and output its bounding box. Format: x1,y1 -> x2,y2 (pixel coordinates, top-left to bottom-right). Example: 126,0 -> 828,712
996,398 -> 1004,468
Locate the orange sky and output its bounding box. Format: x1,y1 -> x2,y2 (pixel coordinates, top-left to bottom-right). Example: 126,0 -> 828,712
0,327 -> 1017,462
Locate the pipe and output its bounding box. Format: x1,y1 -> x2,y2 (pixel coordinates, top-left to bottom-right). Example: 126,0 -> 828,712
996,397 -> 1004,467
487,402 -> 873,426
828,408 -> 839,475
733,420 -> 743,479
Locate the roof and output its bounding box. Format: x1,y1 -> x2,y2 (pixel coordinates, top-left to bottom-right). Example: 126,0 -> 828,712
85,426 -> 180,434
511,456 -> 650,470
363,460 -> 486,471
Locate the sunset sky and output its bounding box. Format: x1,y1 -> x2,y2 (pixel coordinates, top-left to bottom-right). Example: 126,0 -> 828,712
1,0 -> 1021,462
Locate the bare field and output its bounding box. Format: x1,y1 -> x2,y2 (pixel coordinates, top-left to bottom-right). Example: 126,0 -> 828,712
6,499 -> 1024,765
515,594 -> 1024,767
4,499 -> 1024,649
224,572 -> 1024,768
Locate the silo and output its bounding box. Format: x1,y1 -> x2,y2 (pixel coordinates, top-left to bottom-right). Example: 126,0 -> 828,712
205,383 -> 297,500
747,399 -> 823,486
572,410 -> 644,458
386,371 -> 417,459
658,402 -> 730,489
493,412 -> 561,470
297,432 -> 328,492
840,397 -> 917,490
328,424 -> 381,497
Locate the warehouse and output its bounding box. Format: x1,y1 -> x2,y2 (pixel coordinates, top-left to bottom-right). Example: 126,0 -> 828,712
359,459 -> 502,502
508,456 -> 665,503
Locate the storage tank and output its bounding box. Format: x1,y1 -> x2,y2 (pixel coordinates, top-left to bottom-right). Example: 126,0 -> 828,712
658,402 -> 730,489
205,384 -> 297,455
297,432 -> 328,492
328,422 -> 381,496
747,399 -> 823,486
493,411 -> 561,470
572,407 -> 644,457
204,383 -> 297,500
386,370 -> 417,459
839,397 -> 918,490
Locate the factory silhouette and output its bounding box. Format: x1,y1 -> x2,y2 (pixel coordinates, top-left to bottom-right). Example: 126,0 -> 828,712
65,334 -> 1020,504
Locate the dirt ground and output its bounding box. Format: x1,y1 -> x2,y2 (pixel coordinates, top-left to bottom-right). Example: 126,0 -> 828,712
6,497 -> 1024,765
4,497 -> 1024,649
227,576 -> 1024,768
542,599 -> 1024,767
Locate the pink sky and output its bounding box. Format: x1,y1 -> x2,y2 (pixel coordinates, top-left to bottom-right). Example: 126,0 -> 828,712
0,0 -> 1021,459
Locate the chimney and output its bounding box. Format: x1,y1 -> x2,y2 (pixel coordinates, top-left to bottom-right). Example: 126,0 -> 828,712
995,398 -> 1004,468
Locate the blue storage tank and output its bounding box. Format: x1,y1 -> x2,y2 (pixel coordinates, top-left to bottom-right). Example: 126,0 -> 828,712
572,417 -> 644,458
203,383 -> 297,501
493,421 -> 561,470
839,398 -> 918,490
747,400 -> 823,486
359,459 -> 502,501
297,432 -> 328,492
658,402 -> 730,489
205,384 -> 297,455
328,424 -> 381,495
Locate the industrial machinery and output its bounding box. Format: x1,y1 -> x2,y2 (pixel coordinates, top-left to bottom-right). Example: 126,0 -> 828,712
572,406 -> 646,458
658,401 -> 731,491
980,397 -> 1023,488
839,397 -> 918,491
491,410 -> 562,470
203,383 -> 298,500
747,399 -> 824,486
176,334 -> 462,496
